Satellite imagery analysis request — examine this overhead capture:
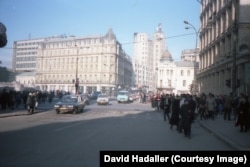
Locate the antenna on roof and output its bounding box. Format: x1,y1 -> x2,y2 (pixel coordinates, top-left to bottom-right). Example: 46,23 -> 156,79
29,33 -> 31,39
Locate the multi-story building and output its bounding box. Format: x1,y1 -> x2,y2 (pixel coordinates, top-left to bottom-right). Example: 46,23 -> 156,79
197,0 -> 250,95
133,33 -> 153,91
181,48 -> 200,62
14,29 -> 133,95
133,24 -> 166,92
157,50 -> 199,95
12,38 -> 45,72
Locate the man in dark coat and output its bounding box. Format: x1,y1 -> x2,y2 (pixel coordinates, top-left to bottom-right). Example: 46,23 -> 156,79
237,94 -> 249,132
180,99 -> 193,138
26,92 -> 36,114
163,94 -> 171,122
169,96 -> 180,130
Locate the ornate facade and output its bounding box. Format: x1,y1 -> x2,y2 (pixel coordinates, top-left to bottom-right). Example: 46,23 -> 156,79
197,0 -> 250,95
14,29 -> 133,95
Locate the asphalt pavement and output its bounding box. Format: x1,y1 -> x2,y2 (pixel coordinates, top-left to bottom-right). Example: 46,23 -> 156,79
1,101 -> 250,151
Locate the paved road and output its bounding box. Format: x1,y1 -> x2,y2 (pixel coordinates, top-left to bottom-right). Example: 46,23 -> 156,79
0,100 -> 235,167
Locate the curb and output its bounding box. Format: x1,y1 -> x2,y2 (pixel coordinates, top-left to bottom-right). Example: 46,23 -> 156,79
199,120 -> 243,150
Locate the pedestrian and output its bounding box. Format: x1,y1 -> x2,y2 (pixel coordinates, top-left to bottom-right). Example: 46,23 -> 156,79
180,99 -> 193,138
236,93 -> 249,132
206,93 -> 216,120
199,95 -> 207,120
223,93 -> 233,120
188,95 -> 196,122
178,94 -> 187,133
163,94 -> 171,122
156,93 -> 161,111
0,88 -> 8,110
26,92 -> 36,114
169,95 -> 180,130
216,95 -> 224,116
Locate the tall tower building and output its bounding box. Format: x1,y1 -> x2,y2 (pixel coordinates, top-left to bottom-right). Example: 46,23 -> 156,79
133,33 -> 152,90
133,24 -> 167,92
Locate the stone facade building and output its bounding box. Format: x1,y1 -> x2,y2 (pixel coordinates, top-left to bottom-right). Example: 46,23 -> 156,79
13,29 -> 133,95
157,50 -> 199,95
197,0 -> 250,95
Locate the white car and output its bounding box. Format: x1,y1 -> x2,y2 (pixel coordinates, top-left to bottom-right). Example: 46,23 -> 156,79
96,94 -> 109,105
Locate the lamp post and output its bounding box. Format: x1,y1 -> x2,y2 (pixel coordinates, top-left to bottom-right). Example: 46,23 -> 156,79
74,45 -> 79,95
184,20 -> 199,95
184,20 -> 199,54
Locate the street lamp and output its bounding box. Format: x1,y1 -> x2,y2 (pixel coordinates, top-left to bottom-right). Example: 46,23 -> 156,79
73,45 -> 91,95
184,20 -> 199,52
184,20 -> 199,95
72,44 -> 81,95
75,45 -> 79,95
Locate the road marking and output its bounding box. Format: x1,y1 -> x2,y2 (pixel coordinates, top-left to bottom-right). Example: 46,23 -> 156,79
54,122 -> 83,132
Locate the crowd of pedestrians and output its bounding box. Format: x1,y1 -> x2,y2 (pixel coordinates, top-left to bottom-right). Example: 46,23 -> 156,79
0,88 -> 60,113
150,92 -> 250,139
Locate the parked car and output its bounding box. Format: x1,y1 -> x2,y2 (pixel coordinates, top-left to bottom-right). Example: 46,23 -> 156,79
117,90 -> 133,103
54,95 -> 85,114
81,94 -> 90,105
96,94 -> 109,105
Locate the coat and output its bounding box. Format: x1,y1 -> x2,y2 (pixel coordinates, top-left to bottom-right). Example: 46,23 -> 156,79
180,103 -> 193,128
237,100 -> 249,125
170,98 -> 180,125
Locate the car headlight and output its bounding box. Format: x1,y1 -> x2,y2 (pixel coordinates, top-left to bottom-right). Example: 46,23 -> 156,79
54,105 -> 59,108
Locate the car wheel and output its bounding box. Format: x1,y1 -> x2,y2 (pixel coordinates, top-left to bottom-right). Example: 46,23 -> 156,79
56,110 -> 60,114
73,108 -> 78,114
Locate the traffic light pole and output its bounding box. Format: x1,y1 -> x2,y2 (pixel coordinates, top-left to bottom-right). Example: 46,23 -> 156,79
232,1 -> 238,96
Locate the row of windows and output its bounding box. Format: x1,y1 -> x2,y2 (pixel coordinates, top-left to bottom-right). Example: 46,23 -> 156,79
16,63 -> 35,68
17,42 -> 40,46
17,51 -> 37,56
45,39 -> 113,49
158,69 -> 191,76
159,80 -> 188,87
16,56 -> 36,61
16,47 -> 37,51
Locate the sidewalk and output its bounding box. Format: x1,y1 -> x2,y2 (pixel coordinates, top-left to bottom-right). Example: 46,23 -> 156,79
198,115 -> 250,150
0,99 -> 58,118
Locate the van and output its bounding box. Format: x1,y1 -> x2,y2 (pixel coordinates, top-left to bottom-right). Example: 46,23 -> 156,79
117,90 -> 133,103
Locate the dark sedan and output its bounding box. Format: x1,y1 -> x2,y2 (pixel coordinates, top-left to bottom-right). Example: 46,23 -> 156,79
54,95 -> 85,114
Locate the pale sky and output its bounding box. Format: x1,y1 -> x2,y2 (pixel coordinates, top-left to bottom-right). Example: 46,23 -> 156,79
0,0 -> 200,68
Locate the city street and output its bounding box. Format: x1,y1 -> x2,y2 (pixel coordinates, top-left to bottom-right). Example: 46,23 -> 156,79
0,99 -> 233,167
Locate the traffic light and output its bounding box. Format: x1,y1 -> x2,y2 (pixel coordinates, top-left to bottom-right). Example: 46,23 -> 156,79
226,79 -> 231,88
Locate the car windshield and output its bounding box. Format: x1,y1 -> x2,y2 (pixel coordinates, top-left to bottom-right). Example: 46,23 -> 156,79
118,92 -> 128,96
98,95 -> 107,98
61,96 -> 77,102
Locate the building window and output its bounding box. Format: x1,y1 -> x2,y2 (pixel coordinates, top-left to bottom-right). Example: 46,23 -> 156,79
183,80 -> 186,87
181,70 -> 184,76
187,70 -> 190,76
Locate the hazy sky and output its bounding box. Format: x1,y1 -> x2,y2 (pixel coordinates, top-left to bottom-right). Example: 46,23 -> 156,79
0,0 -> 200,68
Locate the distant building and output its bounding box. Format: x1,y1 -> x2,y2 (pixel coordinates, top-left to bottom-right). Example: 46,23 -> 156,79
157,50 -> 199,95
133,24 -> 199,94
12,38 -> 45,72
181,48 -> 200,62
13,29 -> 133,94
15,71 -> 36,91
133,24 -> 166,92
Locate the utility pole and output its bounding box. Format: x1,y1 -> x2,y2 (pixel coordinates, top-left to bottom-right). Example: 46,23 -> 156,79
232,0 -> 238,96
